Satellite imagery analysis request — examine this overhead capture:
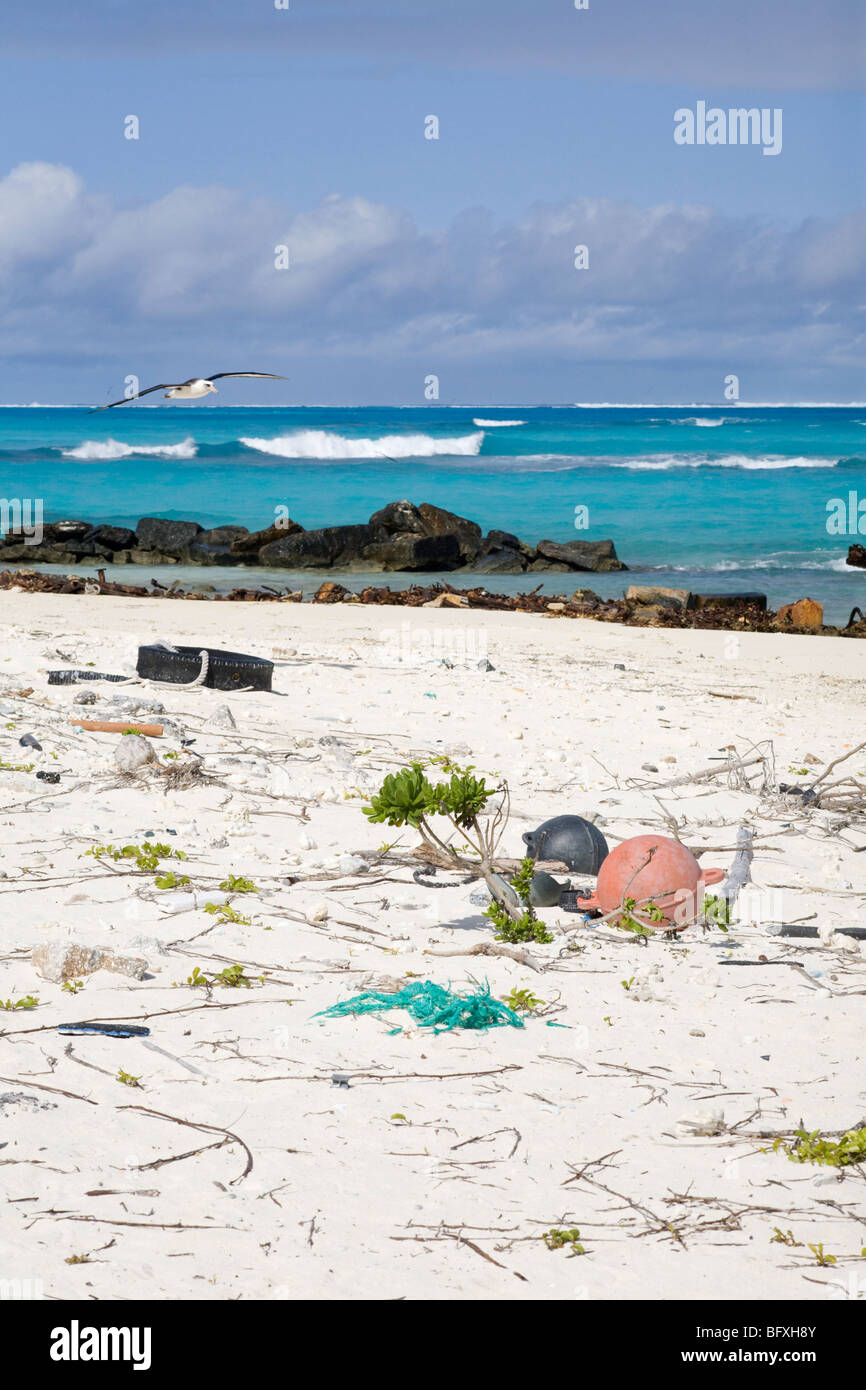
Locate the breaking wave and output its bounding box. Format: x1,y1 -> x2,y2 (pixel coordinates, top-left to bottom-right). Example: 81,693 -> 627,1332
472,418 -> 525,427
238,430 -> 485,460
62,437 -> 198,461
614,454 -> 838,471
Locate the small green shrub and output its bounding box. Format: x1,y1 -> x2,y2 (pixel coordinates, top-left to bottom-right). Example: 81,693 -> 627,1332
773,1126 -> 866,1168
542,1228 -> 585,1255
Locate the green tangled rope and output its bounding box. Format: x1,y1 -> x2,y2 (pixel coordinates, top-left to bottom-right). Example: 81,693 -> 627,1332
315,979 -> 523,1034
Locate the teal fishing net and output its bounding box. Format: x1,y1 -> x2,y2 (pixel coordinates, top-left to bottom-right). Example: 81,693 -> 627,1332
315,980 -> 524,1033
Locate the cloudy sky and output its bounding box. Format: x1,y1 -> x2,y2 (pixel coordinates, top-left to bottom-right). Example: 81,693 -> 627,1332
0,0 -> 863,404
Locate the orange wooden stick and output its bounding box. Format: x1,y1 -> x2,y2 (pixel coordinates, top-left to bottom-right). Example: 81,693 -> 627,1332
70,719 -> 164,737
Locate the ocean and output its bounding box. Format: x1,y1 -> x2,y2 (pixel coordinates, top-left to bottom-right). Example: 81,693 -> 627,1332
0,404 -> 864,623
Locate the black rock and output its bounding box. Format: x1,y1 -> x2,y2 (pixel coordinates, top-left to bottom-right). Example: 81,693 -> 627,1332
483,528 -> 522,551
230,520 -> 304,555
535,538 -> 626,572
135,517 -> 203,555
258,524 -> 375,568
361,532 -> 462,571
417,503 -> 482,561
91,525 -> 137,551
45,520 -> 93,543
186,526 -> 251,566
369,500 -> 427,538
472,549 -> 527,573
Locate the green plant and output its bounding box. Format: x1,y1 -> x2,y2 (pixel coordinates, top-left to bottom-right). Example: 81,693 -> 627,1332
542,1228 -> 585,1255
61,980 -> 84,995
702,893 -> 731,929
213,964 -> 262,988
175,963 -> 263,990
808,1243 -> 837,1267
116,1069 -> 142,1088
621,976 -> 635,992
617,895 -> 662,937
203,902 -> 252,926
484,854 -> 553,946
502,987 -> 546,1013
364,759 -> 503,858
773,1126 -> 866,1168
65,1254 -> 92,1265
86,842 -> 187,873
364,761 -> 554,942
770,1228 -> 803,1247
485,901 -> 553,946
0,760 -> 34,773
0,994 -> 38,1011
218,874 -> 257,893
154,871 -> 191,889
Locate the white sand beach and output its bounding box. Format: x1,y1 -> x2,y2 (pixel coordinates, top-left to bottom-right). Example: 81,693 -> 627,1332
1,592 -> 864,1302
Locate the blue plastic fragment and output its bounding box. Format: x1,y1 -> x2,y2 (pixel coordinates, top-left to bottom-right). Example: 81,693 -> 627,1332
58,1022 -> 150,1038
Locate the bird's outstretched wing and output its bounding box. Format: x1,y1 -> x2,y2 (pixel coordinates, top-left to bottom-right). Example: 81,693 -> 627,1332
89,383 -> 178,413
205,372 -> 286,382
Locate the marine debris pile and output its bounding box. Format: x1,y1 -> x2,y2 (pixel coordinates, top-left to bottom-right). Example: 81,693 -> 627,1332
0,565 -> 862,636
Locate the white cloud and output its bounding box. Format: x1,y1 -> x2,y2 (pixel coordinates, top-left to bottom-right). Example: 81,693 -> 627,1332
0,163 -> 863,390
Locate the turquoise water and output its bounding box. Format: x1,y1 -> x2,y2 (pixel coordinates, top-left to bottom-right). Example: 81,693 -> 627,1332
1,404 -> 864,621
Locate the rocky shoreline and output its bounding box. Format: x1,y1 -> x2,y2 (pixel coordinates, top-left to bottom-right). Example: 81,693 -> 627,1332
0,500 -> 627,574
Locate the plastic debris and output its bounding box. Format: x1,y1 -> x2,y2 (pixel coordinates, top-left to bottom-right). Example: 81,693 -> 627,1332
766,924 -> 866,941
522,815 -> 609,874
136,643 -> 274,692
213,705 -> 237,730
58,1022 -> 150,1038
47,669 -> 127,685
32,943 -> 149,983
315,979 -> 524,1033
75,720 -> 164,739
18,734 -> 41,750
529,870 -> 564,907
584,833 -> 725,931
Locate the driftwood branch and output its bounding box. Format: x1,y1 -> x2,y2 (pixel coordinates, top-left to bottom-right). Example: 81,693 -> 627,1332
424,941 -> 543,972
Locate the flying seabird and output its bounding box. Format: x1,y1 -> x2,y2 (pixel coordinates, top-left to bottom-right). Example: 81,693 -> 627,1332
90,372 -> 285,412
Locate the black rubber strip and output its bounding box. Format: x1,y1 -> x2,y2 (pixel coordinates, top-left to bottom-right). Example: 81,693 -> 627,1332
47,669 -> 127,684
135,644 -> 274,692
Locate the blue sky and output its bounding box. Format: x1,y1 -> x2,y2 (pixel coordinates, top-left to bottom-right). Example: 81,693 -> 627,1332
0,0 -> 863,403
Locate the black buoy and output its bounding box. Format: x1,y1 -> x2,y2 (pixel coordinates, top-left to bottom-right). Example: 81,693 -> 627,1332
522,815 -> 609,875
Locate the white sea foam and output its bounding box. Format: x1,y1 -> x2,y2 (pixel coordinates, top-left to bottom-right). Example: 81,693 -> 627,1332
61,437 -> 198,460
239,430 -> 484,460
667,551 -> 855,572
472,418 -> 525,427
614,454 -> 837,471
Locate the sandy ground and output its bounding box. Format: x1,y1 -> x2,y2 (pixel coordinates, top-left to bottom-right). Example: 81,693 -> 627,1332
0,591 -> 864,1303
